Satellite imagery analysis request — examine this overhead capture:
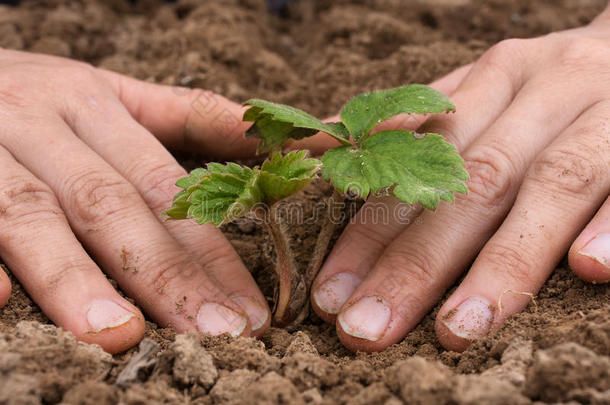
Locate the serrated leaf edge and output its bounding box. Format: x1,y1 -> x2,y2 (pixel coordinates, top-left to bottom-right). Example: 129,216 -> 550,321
321,130 -> 468,210
243,100 -> 352,147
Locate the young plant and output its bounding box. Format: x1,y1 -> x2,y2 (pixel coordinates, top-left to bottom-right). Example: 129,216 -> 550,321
165,85 -> 468,327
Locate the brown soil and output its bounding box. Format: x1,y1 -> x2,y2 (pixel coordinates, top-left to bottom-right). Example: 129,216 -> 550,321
1,0 -> 609,404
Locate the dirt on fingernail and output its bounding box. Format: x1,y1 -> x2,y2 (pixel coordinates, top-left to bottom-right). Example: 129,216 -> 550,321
0,1 -> 609,404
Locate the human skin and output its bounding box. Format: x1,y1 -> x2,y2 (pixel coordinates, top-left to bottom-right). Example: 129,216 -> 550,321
310,5 -> 610,352
0,49 -> 288,354
0,5 -> 608,354
0,47 -> 339,354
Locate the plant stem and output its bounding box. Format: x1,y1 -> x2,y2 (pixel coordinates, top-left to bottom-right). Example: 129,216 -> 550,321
259,189 -> 344,328
306,189 -> 343,289
259,204 -> 306,327
287,189 -> 344,329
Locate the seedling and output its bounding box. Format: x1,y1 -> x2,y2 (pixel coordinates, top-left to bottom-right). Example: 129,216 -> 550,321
165,85 -> 468,327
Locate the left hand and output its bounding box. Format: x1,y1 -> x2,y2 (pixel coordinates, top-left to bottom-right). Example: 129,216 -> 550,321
310,6 -> 610,352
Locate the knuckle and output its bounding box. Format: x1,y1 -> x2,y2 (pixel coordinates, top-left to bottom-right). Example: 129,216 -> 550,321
198,235 -> 243,275
381,245 -> 442,290
64,170 -> 140,224
348,223 -> 391,252
419,116 -> 463,150
482,243 -> 536,287
40,267 -> 72,299
0,60 -> 102,113
478,38 -> 529,71
143,255 -> 224,304
57,63 -> 99,87
136,162 -> 186,213
0,81 -> 26,109
54,64 -> 109,111
528,144 -> 604,199
463,145 -> 517,211
144,256 -> 188,297
0,178 -> 61,229
0,66 -> 34,110
38,258 -> 91,302
484,38 -> 527,61
556,37 -> 610,71
473,38 -> 537,90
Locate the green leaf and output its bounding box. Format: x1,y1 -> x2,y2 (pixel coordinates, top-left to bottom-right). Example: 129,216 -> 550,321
321,130 -> 468,210
259,151 -> 321,204
163,189 -> 191,220
244,99 -> 351,153
164,168 -> 210,219
175,167 -> 208,189
165,163 -> 262,226
340,85 -> 455,142
165,153 -> 321,226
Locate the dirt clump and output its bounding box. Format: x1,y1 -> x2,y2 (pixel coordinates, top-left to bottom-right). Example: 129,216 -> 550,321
385,357 -> 454,404
524,343 -> 610,403
0,321 -> 112,404
172,333 -> 218,388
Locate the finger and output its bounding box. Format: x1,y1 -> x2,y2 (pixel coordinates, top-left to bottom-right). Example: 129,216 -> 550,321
437,100 -> 610,351
63,91 -> 270,335
334,72 -> 600,352
0,266 -> 10,307
312,39 -> 533,323
431,63 -> 475,96
97,63 -> 472,158
288,128 -> 344,155
96,68 -> 254,157
97,68 -> 338,158
311,197 -> 420,321
418,39 -> 534,152
569,195 -> 610,283
0,53 -> 256,159
0,145 -> 144,353
0,51 -> 337,158
2,116 -> 252,338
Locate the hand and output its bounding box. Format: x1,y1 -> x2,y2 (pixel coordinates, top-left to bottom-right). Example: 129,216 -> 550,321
0,49 -> 339,353
310,7 -> 610,352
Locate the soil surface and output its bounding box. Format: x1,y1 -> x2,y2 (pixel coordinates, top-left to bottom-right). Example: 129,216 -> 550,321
1,1 -> 609,404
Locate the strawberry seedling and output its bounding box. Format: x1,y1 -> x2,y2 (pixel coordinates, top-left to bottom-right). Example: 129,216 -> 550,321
165,85 -> 468,327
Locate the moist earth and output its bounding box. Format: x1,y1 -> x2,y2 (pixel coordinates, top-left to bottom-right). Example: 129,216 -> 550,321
0,0 -> 609,404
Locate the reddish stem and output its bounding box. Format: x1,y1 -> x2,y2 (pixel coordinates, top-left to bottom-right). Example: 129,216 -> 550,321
287,189 -> 343,328
260,204 -> 305,326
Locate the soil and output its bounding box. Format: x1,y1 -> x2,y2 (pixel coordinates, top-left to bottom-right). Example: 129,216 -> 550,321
1,0 -> 609,404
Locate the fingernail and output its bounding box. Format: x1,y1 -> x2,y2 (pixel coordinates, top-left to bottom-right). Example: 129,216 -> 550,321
338,296 -> 391,341
86,299 -> 136,332
442,296 -> 493,340
231,296 -> 269,331
313,272 -> 362,314
579,233 -> 610,269
197,302 -> 247,337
